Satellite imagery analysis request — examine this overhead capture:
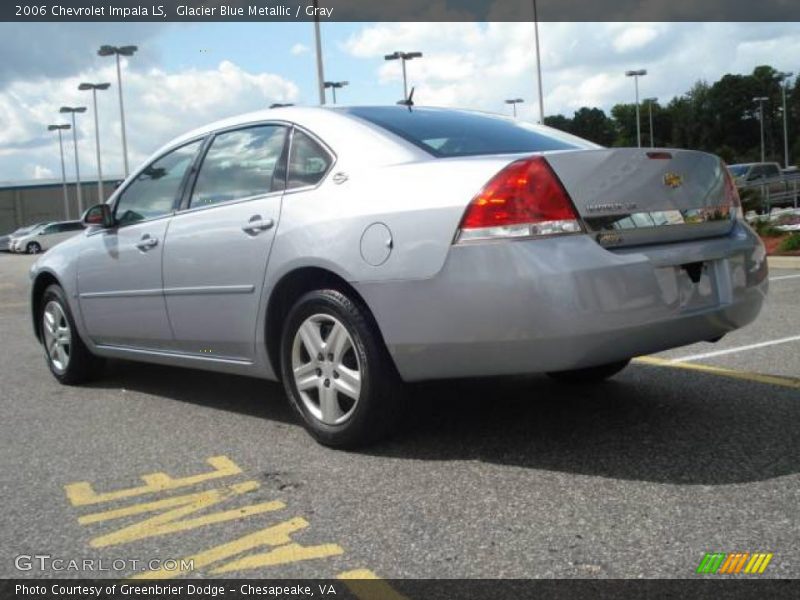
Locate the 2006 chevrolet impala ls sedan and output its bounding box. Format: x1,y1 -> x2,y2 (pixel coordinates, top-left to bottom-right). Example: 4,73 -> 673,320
29,106 -> 768,447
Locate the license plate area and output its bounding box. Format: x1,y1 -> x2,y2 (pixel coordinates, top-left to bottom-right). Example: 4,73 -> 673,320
676,260 -> 718,312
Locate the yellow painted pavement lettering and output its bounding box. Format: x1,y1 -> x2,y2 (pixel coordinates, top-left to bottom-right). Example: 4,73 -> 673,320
79,480 -> 260,524
132,517 -> 343,580
211,542 -> 343,574
65,456 -> 242,506
89,481 -> 284,548
336,570 -> 410,600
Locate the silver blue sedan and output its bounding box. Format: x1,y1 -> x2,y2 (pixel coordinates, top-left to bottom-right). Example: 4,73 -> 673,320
29,106 -> 768,447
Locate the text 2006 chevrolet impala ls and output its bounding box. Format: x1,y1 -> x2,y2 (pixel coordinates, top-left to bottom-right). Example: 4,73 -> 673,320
29,106 -> 768,447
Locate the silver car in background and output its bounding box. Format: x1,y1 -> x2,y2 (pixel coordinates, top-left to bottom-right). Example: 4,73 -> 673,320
13,221 -> 83,254
29,106 -> 768,447
1,223 -> 45,252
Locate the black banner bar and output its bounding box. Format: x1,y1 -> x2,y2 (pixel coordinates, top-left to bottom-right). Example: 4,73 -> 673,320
2,579 -> 800,600
3,0 -> 800,22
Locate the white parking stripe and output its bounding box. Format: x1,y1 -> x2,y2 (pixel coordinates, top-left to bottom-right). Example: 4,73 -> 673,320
770,274 -> 800,281
669,334 -> 800,363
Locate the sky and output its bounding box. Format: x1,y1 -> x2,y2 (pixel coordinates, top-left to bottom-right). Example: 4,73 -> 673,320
0,21 -> 799,182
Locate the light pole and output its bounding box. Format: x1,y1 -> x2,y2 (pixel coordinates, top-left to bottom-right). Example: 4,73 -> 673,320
79,82 -> 110,202
644,97 -> 657,147
753,96 -> 769,163
59,106 -> 87,214
312,0 -> 325,105
532,0 -> 544,123
505,98 -> 524,118
47,124 -> 71,219
384,51 -> 423,101
625,69 -> 647,148
323,81 -> 348,104
779,72 -> 793,168
98,45 -> 137,177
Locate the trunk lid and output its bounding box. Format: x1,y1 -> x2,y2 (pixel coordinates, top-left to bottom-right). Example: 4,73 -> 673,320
545,148 -> 735,248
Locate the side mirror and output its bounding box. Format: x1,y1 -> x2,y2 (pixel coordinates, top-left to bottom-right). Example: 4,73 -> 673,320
82,204 -> 114,228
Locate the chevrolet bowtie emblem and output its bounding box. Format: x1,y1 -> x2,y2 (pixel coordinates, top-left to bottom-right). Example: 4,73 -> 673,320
663,172 -> 683,189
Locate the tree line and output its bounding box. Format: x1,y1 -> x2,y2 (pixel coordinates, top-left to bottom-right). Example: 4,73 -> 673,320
543,65 -> 799,166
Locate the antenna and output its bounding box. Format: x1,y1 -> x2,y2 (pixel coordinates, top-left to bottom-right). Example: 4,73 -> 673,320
397,86 -> 415,108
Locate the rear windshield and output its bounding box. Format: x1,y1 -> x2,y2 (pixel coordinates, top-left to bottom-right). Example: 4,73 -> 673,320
339,106 -> 593,157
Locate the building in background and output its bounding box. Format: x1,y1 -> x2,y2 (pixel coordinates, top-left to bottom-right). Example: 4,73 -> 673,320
0,177 -> 120,234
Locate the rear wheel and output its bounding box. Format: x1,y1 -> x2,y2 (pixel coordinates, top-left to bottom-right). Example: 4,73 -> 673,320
40,284 -> 104,384
547,359 -> 631,384
27,242 -> 42,254
280,289 -> 403,448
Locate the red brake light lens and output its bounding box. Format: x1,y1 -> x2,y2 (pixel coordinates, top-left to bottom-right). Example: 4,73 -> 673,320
456,156 -> 583,242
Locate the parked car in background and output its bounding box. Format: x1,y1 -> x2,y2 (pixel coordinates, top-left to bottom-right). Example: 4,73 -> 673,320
729,162 -> 800,210
1,223 -> 46,252
28,106 -> 768,448
11,221 -> 83,254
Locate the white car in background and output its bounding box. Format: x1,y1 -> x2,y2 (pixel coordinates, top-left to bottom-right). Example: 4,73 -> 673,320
11,221 -> 83,254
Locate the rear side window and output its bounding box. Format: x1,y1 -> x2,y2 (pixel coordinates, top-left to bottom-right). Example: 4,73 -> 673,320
340,106 -> 593,157
190,125 -> 288,208
286,130 -> 332,189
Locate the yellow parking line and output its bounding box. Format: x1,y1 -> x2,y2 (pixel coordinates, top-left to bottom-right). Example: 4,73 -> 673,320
635,356 -> 800,389
337,570 -> 410,600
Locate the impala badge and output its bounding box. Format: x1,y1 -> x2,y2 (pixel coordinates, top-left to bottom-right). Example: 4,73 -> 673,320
663,172 -> 683,189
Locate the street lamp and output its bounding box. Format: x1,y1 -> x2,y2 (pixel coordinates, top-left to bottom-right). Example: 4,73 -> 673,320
625,69 -> 647,148
778,72 -> 793,168
59,106 -> 87,214
79,82 -> 110,202
47,124 -> 71,220
644,97 -> 657,147
505,98 -> 524,118
323,81 -> 349,104
532,0 -> 544,123
753,96 -> 769,163
384,51 -> 423,101
98,44 -> 137,176
312,0 -> 325,105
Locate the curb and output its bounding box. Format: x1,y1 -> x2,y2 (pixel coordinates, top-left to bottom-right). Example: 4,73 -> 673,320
768,255 -> 800,270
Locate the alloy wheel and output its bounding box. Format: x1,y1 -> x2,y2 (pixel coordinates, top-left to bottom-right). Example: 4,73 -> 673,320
43,300 -> 71,373
291,313 -> 362,425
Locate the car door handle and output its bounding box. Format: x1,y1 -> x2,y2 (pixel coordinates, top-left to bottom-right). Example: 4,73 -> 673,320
135,235 -> 159,251
242,216 -> 274,235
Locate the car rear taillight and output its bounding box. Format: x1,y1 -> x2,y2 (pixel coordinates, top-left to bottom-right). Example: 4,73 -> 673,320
455,156 -> 583,243
722,163 -> 743,219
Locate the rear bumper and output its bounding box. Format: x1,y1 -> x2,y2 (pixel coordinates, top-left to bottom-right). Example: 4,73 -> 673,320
357,221 -> 768,382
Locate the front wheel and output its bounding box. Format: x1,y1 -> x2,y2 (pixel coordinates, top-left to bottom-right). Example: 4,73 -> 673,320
27,242 -> 42,254
547,359 -> 631,384
40,284 -> 104,384
280,289 -> 403,448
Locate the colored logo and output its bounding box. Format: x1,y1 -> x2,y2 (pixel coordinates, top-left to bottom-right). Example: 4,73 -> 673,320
696,552 -> 774,574
663,172 -> 684,188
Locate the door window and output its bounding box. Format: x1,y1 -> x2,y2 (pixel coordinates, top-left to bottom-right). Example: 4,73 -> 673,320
190,125 -> 288,208
115,140 -> 203,226
286,130 -> 332,189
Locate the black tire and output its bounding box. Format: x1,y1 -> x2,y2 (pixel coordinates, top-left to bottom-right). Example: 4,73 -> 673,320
40,284 -> 104,385
27,242 -> 42,254
280,289 -> 404,448
547,359 -> 631,384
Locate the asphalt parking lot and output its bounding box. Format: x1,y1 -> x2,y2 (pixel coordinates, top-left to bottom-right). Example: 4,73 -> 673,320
1,252 -> 798,582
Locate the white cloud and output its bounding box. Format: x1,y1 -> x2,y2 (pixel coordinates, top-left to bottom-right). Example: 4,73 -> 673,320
290,43 -> 310,56
0,60 -> 299,181
612,26 -> 660,53
342,22 -> 800,123
32,165 -> 54,179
